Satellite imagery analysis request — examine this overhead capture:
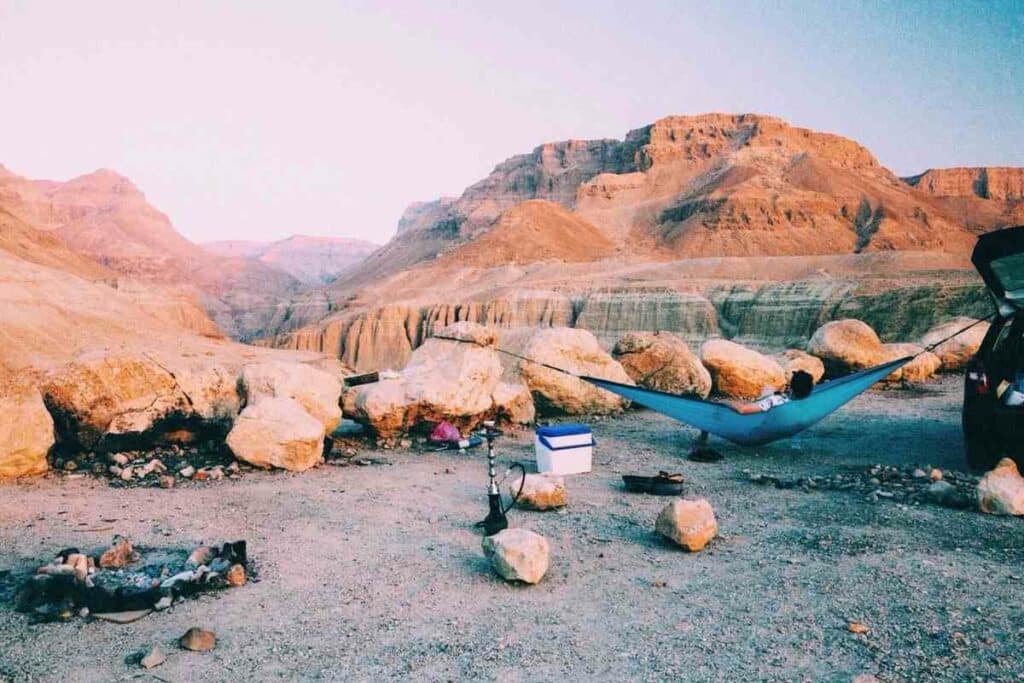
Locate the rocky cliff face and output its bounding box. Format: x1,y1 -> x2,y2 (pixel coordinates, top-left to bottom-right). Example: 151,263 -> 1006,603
329,113 -> 1010,301
905,167 -> 1024,201
271,272 -> 990,373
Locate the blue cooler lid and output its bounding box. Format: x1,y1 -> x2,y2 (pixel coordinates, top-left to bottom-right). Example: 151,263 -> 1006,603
536,423 -> 591,437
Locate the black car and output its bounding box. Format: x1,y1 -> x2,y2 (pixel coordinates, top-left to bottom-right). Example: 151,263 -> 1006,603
963,225 -> 1024,470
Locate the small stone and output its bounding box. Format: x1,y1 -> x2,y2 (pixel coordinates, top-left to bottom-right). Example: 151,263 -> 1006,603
482,528 -> 549,584
63,460 -> 78,471
399,439 -> 413,449
120,467 -> 134,481
225,564 -> 246,587
912,468 -> 927,479
98,536 -> 136,569
140,644 -> 166,669
193,469 -> 208,481
108,465 -> 122,476
179,627 -> 216,652
929,468 -> 943,482
851,674 -> 880,683
226,461 -> 240,474
78,607 -> 90,618
847,621 -> 870,635
927,480 -> 967,509
179,465 -> 195,478
655,498 -> 718,552
208,466 -> 224,481
158,475 -> 175,489
514,474 -> 567,511
868,477 -> 880,486
110,453 -> 130,466
154,595 -> 172,611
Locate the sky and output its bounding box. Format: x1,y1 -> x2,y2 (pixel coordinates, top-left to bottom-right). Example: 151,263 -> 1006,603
1,1 -> 1021,244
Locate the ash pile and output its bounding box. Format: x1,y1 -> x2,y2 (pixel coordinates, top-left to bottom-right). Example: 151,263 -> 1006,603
15,536 -> 250,623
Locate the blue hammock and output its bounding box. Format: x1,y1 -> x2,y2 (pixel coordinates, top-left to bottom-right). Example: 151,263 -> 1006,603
580,356 -> 913,446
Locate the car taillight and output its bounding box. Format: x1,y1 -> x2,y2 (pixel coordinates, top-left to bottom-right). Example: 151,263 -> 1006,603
967,360 -> 989,395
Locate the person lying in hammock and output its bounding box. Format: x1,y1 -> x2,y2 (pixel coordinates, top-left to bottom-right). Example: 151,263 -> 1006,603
723,369 -> 815,414
690,370 -> 816,461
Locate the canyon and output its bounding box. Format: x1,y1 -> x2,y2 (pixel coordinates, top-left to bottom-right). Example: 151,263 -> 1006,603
202,234 -> 378,286
264,113 -> 1022,371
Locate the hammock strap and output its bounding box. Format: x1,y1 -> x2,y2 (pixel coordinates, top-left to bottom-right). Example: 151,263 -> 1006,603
919,313 -> 996,355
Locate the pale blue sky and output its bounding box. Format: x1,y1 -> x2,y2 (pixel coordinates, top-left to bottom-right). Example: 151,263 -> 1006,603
1,1 -> 1021,243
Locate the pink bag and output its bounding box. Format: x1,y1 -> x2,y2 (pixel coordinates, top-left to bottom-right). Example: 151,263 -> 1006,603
429,421 -> 461,443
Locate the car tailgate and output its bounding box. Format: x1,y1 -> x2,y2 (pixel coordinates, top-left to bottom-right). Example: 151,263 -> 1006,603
973,226 -> 1024,315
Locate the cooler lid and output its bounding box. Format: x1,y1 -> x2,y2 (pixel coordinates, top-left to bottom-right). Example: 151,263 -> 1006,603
536,423 -> 592,437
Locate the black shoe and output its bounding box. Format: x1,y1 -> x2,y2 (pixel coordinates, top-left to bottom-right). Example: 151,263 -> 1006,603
689,447 -> 723,463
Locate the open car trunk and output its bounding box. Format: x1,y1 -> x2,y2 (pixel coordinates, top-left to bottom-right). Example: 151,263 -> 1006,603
973,225 -> 1024,316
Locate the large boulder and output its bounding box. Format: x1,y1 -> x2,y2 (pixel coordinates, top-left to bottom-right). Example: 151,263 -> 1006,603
977,458 -> 1024,516
42,353 -> 239,451
343,322 -> 526,437
655,498 -> 718,552
241,361 -> 342,432
342,378 -> 410,438
807,319 -> 884,376
516,327 -> 633,415
613,331 -> 711,398
0,373 -> 54,479
492,381 -> 536,426
775,349 -> 825,384
879,343 -> 940,383
699,339 -> 785,400
225,397 -> 325,472
481,528 -> 550,584
920,317 -> 990,372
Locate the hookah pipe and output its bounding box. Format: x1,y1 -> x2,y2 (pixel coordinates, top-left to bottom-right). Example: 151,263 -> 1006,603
474,421 -> 526,536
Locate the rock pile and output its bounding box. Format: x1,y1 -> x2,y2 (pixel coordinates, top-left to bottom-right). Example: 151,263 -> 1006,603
745,464 -> 978,509
52,443 -> 243,488
16,538 -> 250,623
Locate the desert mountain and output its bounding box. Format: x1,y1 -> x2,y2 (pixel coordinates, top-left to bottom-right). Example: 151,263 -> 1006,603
267,113 -> 1022,371
0,207 -> 225,372
203,234 -> 378,285
331,114 -> 1023,298
0,165 -> 301,339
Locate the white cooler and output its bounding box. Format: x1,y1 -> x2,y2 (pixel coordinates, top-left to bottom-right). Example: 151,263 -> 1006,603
534,424 -> 594,475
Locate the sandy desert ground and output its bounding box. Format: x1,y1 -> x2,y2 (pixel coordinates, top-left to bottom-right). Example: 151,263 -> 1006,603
1,376 -> 1022,682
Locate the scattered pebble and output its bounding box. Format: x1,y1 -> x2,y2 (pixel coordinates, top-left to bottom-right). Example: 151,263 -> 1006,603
179,627 -> 216,652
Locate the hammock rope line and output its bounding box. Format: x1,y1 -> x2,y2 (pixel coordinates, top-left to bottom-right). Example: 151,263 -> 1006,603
432,314 -> 995,446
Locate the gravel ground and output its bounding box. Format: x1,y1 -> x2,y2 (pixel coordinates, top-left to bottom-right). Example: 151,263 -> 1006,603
1,375 -> 1023,682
